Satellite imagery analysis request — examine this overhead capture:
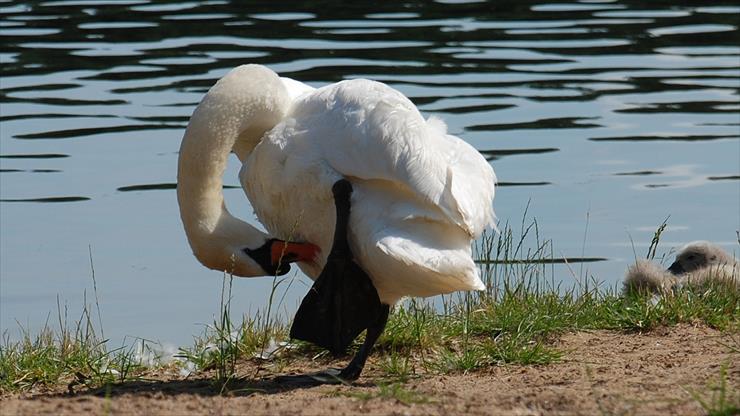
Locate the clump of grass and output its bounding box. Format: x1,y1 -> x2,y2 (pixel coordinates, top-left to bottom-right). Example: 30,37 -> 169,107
0,298 -> 146,393
617,280 -> 740,331
431,343 -> 486,373
0,247 -> 152,392
204,273 -> 241,388
175,271 -> 292,390
378,349 -> 415,381
380,299 -> 445,353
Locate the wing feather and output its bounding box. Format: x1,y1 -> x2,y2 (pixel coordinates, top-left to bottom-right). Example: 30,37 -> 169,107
289,79 -> 496,236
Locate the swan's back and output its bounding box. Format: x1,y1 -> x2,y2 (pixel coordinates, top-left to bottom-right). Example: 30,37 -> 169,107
290,79 -> 497,236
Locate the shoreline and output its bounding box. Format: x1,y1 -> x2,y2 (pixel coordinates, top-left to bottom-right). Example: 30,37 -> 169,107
2,324 -> 736,415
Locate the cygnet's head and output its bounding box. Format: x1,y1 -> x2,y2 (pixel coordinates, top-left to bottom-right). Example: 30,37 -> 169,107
667,241 -> 734,275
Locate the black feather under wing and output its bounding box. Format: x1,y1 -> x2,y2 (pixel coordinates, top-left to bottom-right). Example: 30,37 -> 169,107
290,257 -> 383,355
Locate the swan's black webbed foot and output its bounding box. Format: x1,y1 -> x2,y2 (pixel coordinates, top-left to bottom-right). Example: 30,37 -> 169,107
288,179 -> 387,383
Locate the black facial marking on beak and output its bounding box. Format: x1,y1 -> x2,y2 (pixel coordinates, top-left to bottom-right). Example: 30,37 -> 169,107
667,261 -> 684,275
244,239 -> 291,276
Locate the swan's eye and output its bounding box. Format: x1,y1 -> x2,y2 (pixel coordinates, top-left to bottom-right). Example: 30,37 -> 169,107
686,255 -> 695,260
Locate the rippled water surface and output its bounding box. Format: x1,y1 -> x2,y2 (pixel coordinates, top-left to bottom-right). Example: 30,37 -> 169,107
1,0 -> 739,345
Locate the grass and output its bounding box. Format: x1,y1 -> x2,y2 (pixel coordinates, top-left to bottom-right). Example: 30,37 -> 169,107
374,277 -> 738,379
0,297 -> 149,393
174,272 -> 292,390
1,218 -> 738,399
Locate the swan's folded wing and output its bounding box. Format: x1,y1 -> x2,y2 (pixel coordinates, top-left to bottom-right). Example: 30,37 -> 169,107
293,79 -> 496,237
356,213 -> 486,301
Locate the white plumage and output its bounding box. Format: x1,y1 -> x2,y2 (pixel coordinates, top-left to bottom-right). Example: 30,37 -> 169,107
178,64 -> 496,304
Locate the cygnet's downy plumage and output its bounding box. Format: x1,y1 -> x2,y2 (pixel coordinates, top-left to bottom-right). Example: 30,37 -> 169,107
623,260 -> 678,295
668,241 -> 739,289
623,241 -> 738,295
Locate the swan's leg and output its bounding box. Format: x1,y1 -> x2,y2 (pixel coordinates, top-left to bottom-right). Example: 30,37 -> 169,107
339,303 -> 389,381
297,302 -> 389,384
284,179 -> 385,385
328,179 -> 352,257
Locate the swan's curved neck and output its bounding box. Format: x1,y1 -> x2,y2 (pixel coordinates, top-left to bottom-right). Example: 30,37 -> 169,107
177,65 -> 290,276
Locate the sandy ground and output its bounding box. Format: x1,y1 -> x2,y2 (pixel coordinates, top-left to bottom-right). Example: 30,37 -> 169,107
2,324 -> 738,416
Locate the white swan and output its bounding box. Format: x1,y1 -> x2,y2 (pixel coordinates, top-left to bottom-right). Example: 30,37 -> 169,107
177,64 -> 496,382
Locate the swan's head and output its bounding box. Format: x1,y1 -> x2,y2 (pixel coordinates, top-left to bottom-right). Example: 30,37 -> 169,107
188,232 -> 321,278
176,64 -> 307,277
243,238 -> 320,276
179,203 -> 320,277
667,241 -> 733,275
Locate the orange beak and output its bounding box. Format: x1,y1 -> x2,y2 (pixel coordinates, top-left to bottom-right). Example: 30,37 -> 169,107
270,240 -> 321,266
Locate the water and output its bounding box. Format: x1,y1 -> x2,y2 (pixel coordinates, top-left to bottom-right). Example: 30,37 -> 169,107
1,0 -> 738,346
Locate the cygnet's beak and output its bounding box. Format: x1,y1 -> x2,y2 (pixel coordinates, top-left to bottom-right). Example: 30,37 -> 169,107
667,261 -> 684,275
